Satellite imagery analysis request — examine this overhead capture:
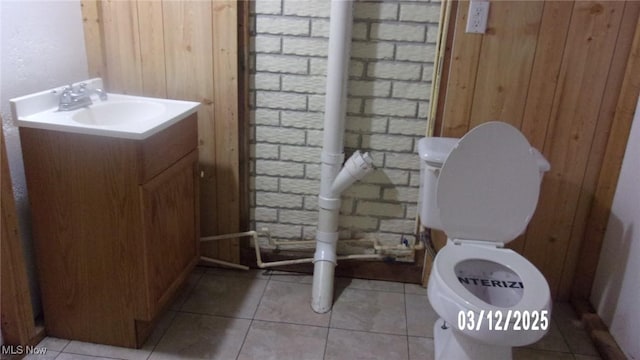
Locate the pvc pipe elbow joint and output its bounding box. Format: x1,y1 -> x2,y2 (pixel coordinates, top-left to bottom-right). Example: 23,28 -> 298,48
331,150 -> 375,195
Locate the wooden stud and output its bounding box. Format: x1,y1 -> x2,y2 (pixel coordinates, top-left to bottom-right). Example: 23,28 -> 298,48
80,0 -> 107,79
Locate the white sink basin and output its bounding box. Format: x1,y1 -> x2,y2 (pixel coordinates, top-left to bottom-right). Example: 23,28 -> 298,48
10,78 -> 200,139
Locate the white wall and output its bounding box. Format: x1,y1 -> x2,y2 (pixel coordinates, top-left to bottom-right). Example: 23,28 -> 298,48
591,96 -> 640,360
250,0 -> 440,246
1,0 -> 89,316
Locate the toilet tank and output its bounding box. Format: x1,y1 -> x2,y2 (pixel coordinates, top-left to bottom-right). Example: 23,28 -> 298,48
417,137 -> 550,231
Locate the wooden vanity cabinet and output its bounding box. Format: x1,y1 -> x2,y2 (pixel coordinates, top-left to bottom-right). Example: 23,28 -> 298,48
20,114 -> 200,348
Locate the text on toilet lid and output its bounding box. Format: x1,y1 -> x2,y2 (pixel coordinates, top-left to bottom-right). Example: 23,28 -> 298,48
458,277 -> 524,289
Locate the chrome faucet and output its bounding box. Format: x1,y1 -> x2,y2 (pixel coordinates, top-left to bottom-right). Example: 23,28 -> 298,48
57,83 -> 108,111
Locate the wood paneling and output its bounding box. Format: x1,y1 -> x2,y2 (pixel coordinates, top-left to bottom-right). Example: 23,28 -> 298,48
437,0 -> 639,300
81,0 -> 241,263
1,122 -> 37,346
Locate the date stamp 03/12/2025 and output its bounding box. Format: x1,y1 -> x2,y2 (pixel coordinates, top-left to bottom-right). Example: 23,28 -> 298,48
457,310 -> 550,332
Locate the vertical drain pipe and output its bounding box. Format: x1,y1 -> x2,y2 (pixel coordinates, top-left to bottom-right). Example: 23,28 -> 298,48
312,0 -> 374,313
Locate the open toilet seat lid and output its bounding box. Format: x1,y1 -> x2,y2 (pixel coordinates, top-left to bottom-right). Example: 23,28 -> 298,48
436,122 -> 541,244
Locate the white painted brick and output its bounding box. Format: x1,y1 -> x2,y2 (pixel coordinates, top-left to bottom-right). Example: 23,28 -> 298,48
427,24 -> 439,43
385,153 -> 421,170
342,183 -> 381,200
406,204 -> 418,219
257,222 -> 302,239
388,118 -> 427,135
338,215 -> 379,231
308,95 -> 324,112
304,195 -> 318,210
409,171 -> 421,187
351,42 -> 394,60
254,208 -> 278,222
253,73 -> 280,91
256,17 -> 309,36
253,35 -> 281,53
253,143 -> 279,159
255,0 -> 282,15
363,169 -> 410,185
418,101 -> 429,119
380,219 -> 416,233
345,116 -> 388,133
306,130 -> 324,147
284,0 -> 331,17
283,37 -> 328,57
309,58 -> 327,75
280,145 -> 322,162
348,80 -> 391,97
362,134 -> 414,152
396,44 -> 436,63
341,199 -> 354,214
399,4 -> 441,23
347,98 -> 362,114
256,126 -> 306,145
256,92 -> 307,110
371,23 -> 425,42
251,109 -> 280,125
256,192 -> 303,208
305,163 -> 321,179
383,186 -> 419,202
311,19 -> 330,37
256,160 -> 305,177
364,98 -> 417,117
281,111 -> 324,129
392,82 -> 431,100
375,232 -> 406,246
353,22 -> 368,40
367,62 -> 422,80
345,133 -> 360,148
422,64 -> 434,82
356,201 -> 404,217
349,60 -> 365,77
302,226 -> 316,240
256,54 -> 308,74
354,2 -> 398,20
279,209 -> 318,225
282,75 -> 326,94
250,176 -> 279,191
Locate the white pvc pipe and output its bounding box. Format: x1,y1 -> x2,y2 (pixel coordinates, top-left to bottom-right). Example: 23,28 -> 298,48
312,0 -> 358,314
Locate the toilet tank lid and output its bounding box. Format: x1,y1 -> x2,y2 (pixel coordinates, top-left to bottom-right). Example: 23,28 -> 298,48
418,137 -> 459,167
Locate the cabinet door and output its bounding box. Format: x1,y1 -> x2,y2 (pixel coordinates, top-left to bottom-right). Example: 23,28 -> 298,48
139,150 -> 199,319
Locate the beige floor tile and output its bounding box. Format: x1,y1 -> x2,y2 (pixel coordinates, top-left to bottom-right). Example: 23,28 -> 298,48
553,302 -> 599,356
56,354 -> 117,360
63,340 -> 150,360
325,328 -> 409,360
142,310 -> 177,350
405,283 -> 428,296
37,337 -> 70,352
408,336 -> 435,360
513,348 -> 574,360
181,273 -> 268,318
148,312 -> 250,360
23,350 -> 60,360
525,319 -> 570,353
335,277 -> 405,293
254,281 -> 330,327
170,268 -> 205,311
268,270 -> 314,284
406,294 -> 439,337
237,320 -> 327,360
330,288 -> 406,335
206,267 -> 271,280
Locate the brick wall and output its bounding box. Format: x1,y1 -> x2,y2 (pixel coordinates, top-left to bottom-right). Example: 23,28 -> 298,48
249,0 -> 440,246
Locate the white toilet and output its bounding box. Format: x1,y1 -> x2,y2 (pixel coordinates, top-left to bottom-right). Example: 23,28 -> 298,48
417,122 -> 552,360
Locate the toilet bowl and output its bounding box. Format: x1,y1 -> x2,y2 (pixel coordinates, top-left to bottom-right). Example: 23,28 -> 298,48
418,122 -> 551,360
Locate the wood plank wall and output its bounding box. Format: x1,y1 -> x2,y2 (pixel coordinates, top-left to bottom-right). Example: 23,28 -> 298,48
437,0 -> 639,300
81,0 -> 241,263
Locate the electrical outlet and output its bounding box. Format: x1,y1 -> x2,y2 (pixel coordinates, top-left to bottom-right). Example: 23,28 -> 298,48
466,0 -> 489,34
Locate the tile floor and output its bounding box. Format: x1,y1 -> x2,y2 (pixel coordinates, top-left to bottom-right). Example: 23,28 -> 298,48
29,267 -> 601,360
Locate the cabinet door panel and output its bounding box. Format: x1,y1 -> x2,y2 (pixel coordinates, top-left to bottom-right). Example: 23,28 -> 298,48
139,150 -> 199,319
